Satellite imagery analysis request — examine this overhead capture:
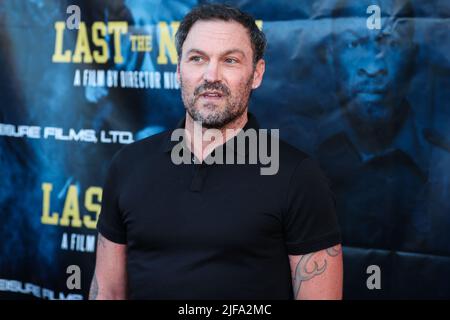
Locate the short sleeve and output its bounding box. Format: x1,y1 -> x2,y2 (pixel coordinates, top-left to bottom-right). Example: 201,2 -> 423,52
283,157 -> 341,255
97,156 -> 127,244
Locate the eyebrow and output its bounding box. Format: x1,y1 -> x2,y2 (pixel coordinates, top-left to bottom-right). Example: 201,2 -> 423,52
185,48 -> 208,56
221,49 -> 246,57
185,48 -> 246,58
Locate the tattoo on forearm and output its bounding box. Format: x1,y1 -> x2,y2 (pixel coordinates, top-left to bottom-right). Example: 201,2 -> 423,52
326,245 -> 341,257
292,245 -> 342,299
89,272 -> 99,300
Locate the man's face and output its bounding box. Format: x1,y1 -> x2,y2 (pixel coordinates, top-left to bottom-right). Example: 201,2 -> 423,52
177,20 -> 263,128
330,0 -> 415,126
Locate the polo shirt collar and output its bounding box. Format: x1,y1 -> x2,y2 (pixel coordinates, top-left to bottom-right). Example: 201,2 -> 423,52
163,112 -> 260,157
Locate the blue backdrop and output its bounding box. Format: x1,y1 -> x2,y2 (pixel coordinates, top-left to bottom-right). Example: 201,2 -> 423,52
0,0 -> 449,299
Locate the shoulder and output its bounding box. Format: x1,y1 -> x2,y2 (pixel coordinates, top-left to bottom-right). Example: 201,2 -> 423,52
277,137 -> 316,172
274,137 -> 330,188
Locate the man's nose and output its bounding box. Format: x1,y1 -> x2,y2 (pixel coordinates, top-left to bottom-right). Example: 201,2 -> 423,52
203,60 -> 222,82
358,51 -> 387,78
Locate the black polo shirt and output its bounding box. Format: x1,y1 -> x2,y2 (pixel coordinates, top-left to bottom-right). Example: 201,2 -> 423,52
97,113 -> 341,299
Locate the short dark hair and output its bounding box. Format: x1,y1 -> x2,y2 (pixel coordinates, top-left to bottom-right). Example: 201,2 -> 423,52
175,3 -> 266,65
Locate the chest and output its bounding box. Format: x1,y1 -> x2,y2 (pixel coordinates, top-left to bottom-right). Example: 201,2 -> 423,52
118,162 -> 284,252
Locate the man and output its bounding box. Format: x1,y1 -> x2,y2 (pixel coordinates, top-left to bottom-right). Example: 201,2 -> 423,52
316,0 -> 428,250
90,4 -> 342,300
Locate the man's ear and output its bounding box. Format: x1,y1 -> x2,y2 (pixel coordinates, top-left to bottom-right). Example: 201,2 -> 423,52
252,59 -> 265,89
176,62 -> 181,85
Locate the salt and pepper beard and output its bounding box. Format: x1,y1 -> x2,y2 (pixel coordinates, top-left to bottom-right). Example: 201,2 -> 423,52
180,73 -> 254,129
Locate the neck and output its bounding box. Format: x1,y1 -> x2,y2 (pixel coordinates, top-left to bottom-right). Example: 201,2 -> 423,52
344,102 -> 409,155
344,119 -> 402,155
184,111 -> 248,162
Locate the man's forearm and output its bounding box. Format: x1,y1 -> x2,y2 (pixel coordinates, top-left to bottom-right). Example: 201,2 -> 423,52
88,233 -> 128,300
88,272 -> 99,300
290,244 -> 343,300
88,271 -> 127,300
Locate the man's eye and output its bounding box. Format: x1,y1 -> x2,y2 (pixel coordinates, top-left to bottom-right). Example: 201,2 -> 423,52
387,38 -> 400,47
225,58 -> 238,64
190,56 -> 203,62
347,40 -> 360,49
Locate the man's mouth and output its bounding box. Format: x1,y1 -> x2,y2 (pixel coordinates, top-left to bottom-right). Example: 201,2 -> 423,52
358,89 -> 386,94
199,91 -> 224,100
356,85 -> 387,95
